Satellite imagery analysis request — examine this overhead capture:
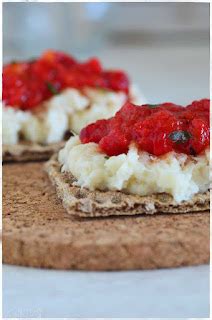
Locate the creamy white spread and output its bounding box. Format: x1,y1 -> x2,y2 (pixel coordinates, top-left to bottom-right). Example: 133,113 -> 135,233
3,85 -> 145,145
58,136 -> 209,203
2,107 -> 31,144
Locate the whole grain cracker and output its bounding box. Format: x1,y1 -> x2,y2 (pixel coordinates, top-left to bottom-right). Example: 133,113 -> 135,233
45,156 -> 209,218
3,141 -> 65,162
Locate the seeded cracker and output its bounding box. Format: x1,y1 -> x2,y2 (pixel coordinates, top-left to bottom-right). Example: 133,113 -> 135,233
45,156 -> 209,217
3,141 -> 65,162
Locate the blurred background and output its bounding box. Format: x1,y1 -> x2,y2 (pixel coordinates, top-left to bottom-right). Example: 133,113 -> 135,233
3,2 -> 209,104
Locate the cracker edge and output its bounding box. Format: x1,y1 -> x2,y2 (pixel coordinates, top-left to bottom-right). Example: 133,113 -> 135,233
3,142 -> 65,162
45,156 -> 210,217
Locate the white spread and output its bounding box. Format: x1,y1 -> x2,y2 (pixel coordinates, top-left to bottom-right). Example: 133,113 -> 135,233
3,85 -> 145,145
2,107 -> 30,144
58,136 -> 209,203
70,87 -> 127,132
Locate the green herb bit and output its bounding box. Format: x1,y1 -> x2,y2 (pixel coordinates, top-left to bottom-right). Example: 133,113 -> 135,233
28,57 -> 37,63
46,82 -> 59,95
168,130 -> 192,144
95,85 -> 108,93
148,104 -> 158,109
70,130 -> 77,136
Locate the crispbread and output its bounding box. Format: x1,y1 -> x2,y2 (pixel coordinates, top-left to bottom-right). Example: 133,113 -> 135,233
45,156 -> 210,218
3,141 -> 65,162
2,162 -> 209,270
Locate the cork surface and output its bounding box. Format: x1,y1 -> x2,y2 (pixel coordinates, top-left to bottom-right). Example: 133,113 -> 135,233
3,162 -> 209,270
45,156 -> 209,217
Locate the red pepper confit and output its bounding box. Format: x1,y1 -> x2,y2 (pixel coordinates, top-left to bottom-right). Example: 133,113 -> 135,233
3,50 -> 129,110
80,99 -> 210,157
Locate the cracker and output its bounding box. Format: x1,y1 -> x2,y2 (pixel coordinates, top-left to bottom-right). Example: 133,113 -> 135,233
45,156 -> 210,217
3,141 -> 65,162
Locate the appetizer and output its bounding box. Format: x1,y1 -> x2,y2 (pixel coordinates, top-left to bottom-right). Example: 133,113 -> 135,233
3,50 -> 145,161
46,98 -> 210,217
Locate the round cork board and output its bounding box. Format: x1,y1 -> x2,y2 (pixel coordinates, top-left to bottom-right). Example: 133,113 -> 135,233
3,162 -> 209,270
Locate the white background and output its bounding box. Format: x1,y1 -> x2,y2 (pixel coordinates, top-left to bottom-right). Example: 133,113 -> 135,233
3,265 -> 209,318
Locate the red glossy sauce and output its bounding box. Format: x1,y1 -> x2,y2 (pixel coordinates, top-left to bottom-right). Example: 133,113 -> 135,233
80,99 -> 210,157
3,50 -> 129,110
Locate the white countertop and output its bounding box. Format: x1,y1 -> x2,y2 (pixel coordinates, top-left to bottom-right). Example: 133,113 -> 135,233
3,43 -> 209,318
3,264 -> 209,317
99,44 -> 209,105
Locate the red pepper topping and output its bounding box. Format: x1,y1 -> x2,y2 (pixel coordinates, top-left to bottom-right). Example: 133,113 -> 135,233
3,50 -> 129,110
80,99 -> 210,157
